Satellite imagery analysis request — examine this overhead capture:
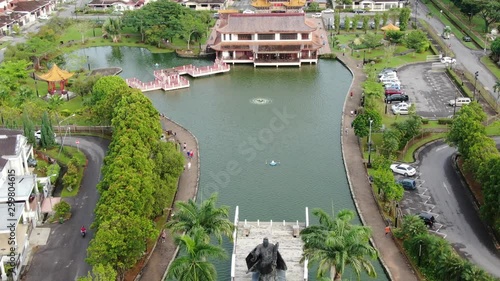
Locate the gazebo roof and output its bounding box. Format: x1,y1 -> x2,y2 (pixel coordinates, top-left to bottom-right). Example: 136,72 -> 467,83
37,64 -> 74,82
381,23 -> 400,31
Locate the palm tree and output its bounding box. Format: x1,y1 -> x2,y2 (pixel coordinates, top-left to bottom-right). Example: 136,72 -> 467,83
167,228 -> 227,281
300,208 -> 378,281
166,193 -> 234,244
102,18 -> 122,43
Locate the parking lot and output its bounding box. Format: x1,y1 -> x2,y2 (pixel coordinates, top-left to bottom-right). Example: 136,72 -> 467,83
397,63 -> 463,119
397,173 -> 446,237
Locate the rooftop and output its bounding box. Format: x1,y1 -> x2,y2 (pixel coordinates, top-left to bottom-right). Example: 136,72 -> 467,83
0,129 -> 23,172
217,13 -> 316,34
0,175 -> 36,202
232,220 -> 306,280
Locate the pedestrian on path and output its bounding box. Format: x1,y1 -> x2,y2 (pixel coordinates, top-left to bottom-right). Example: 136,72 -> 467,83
385,226 -> 391,236
187,162 -> 191,170
345,127 -> 348,135
183,142 -> 187,151
350,91 -> 353,99
161,229 -> 166,243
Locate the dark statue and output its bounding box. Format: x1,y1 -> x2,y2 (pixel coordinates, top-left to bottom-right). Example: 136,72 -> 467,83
246,238 -> 287,281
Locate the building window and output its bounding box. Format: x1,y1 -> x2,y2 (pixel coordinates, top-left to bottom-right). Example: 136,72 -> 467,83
257,34 -> 275,40
280,33 -> 297,40
238,34 -> 252,40
301,33 -> 309,40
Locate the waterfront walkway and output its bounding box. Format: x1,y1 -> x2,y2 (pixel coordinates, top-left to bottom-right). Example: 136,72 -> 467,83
137,116 -> 200,281
126,61 -> 230,92
337,53 -> 419,281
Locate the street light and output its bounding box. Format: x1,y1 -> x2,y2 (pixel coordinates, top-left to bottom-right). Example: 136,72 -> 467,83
58,114 -> 76,150
87,55 -> 91,71
363,50 -> 366,65
367,119 -> 373,168
414,1 -> 418,27
473,71 -> 479,101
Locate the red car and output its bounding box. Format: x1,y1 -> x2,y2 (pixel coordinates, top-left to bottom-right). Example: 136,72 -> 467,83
385,89 -> 404,96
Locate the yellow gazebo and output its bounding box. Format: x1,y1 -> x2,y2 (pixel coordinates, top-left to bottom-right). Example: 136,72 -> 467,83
37,64 -> 74,95
381,23 -> 400,31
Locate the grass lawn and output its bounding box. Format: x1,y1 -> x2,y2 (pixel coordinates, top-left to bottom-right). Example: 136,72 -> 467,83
480,56 -> 500,80
60,95 -> 84,112
402,133 -> 447,162
486,120 -> 500,136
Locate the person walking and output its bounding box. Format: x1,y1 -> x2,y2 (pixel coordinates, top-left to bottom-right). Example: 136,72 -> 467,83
385,226 -> 391,236
161,229 -> 166,243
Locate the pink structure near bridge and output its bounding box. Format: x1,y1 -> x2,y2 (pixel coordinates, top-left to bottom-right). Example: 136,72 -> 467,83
126,61 -> 231,92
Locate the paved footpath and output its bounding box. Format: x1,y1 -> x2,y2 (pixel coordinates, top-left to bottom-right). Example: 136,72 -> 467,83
337,54 -> 418,281
136,115 -> 200,281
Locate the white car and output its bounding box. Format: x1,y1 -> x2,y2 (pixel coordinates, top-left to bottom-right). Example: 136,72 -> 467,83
440,57 -> 456,64
322,9 -> 334,14
242,9 -> 255,14
34,130 -> 56,139
390,164 -> 417,177
312,13 -> 322,18
38,15 -> 49,20
391,102 -> 410,115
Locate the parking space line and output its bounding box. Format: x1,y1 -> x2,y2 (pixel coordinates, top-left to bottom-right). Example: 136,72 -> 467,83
443,182 -> 451,194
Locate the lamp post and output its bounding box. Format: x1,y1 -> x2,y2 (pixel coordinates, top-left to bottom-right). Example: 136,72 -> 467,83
473,71 -> 479,101
87,55 -> 91,71
351,41 -> 354,56
367,119 -> 373,168
414,1 -> 418,27
32,72 -> 39,97
363,50 -> 366,65
453,91 -> 457,116
58,114 -> 76,151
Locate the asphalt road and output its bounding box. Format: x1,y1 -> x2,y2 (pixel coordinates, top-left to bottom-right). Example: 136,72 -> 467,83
24,136 -> 109,281
413,138 -> 500,277
413,0 -> 497,97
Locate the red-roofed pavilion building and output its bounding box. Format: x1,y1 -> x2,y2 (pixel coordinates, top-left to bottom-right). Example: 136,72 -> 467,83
37,64 -> 74,95
210,13 -> 322,67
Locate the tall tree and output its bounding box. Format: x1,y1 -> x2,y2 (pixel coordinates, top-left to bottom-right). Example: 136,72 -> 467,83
40,111 -> 56,148
373,13 -> 381,33
334,12 -> 341,34
166,193 -> 234,244
382,11 -> 389,27
78,264 -> 117,281
167,228 -> 227,281
25,37 -> 57,69
398,7 -> 411,31
180,14 -> 206,50
404,30 -> 430,53
102,18 -> 122,43
300,209 -> 378,281
22,113 -> 36,145
477,0 -> 500,33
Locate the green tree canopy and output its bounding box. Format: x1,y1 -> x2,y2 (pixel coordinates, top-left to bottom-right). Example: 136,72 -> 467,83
404,30 -> 430,53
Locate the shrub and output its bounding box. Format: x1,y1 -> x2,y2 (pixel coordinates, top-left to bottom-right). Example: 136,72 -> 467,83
54,200 -> 71,218
421,118 -> 429,124
437,118 -> 453,124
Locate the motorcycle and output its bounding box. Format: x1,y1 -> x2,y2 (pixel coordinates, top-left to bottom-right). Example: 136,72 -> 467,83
81,229 -> 86,238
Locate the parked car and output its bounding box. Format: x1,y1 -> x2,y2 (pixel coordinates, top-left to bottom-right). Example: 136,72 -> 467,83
449,97 -> 471,107
243,9 -> 255,14
392,107 -> 409,115
385,83 -> 402,90
463,36 -> 471,42
38,14 -> 49,20
386,94 -> 409,103
390,163 -> 417,176
419,212 -> 435,228
322,8 -> 334,13
34,130 -> 56,140
380,78 -> 400,85
353,9 -> 365,14
440,56 -> 456,64
312,13 -> 322,18
27,158 -> 38,167
379,73 -> 398,82
396,178 -> 417,190
385,89 -> 404,96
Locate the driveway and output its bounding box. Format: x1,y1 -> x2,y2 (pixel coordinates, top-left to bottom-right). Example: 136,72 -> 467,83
400,139 -> 500,278
398,63 -> 462,118
23,136 -> 109,281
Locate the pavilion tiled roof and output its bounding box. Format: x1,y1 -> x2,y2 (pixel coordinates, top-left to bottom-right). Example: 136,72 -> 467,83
37,64 -> 74,82
217,13 -> 316,34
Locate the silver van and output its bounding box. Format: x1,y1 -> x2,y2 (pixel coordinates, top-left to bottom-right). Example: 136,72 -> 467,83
449,97 -> 471,107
